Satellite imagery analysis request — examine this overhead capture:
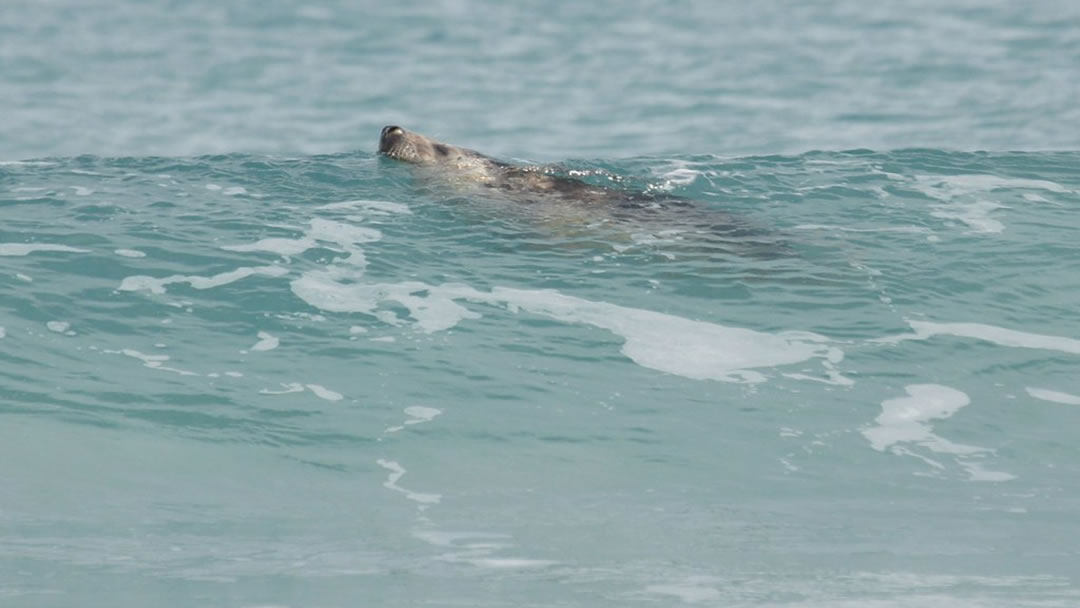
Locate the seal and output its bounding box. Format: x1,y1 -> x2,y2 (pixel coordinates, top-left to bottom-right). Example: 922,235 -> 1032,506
376,125 -> 787,257
377,125 -> 656,206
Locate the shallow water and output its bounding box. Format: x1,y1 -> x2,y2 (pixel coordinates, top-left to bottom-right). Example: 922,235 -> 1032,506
3,1 -> 1080,607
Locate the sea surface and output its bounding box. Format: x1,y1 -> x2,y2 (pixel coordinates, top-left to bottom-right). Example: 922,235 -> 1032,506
3,1 -> 1080,607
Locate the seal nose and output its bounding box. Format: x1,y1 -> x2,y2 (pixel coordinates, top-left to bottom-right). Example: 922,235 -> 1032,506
379,126 -> 405,153
379,125 -> 404,153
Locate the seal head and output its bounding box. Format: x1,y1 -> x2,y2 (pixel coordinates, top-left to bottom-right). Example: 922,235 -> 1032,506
379,125 -> 493,168
377,124 -> 630,200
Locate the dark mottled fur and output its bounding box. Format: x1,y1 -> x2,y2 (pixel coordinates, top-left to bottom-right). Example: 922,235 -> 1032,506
379,125 -> 660,206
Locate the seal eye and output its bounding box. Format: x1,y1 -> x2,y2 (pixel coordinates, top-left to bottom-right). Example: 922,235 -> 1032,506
433,144 -> 450,156
383,126 -> 404,138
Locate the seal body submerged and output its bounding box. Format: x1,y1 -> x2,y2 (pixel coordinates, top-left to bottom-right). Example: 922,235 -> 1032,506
376,125 -> 787,257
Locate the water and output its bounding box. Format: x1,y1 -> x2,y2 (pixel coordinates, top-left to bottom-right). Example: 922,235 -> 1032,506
2,2 -> 1080,607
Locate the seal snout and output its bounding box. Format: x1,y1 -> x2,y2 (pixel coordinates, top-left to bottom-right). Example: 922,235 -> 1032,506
380,125 -> 402,141
379,125 -> 407,156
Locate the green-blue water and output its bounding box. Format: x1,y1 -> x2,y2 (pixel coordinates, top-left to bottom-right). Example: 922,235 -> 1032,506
3,2 -> 1080,607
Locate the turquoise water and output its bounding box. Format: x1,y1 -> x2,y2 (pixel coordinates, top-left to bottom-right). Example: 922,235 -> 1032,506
3,2 -> 1080,607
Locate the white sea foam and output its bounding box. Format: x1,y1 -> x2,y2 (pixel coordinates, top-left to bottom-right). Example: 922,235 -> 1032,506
913,174 -> 1070,234
289,276 -> 381,315
374,310 -> 402,326
250,331 -> 279,352
118,265 -> 288,294
446,285 -> 845,384
403,406 -> 441,424
386,406 -> 443,433
876,320 -> 1080,355
863,384 -> 1014,482
114,249 -> 146,258
256,382 -> 340,401
0,243 -> 89,256
259,383 -> 306,395
1025,387 -> 1080,405
659,165 -> 703,187
863,384 -> 971,453
223,218 -> 381,259
915,174 -> 1068,198
962,462 -> 1017,483
376,459 -> 441,506
413,530 -> 509,548
104,348 -> 198,376
413,530 -> 554,569
290,278 -> 482,333
282,206 -> 845,384
387,284 -> 483,333
46,321 -> 71,334
223,237 -> 315,256
291,279 -> 847,384
306,384 -> 342,401
71,186 -> 93,196
16,273 -> 32,282
460,557 -> 557,569
930,200 -> 1007,233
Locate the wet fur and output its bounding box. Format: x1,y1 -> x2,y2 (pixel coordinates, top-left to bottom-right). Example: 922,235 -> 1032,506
379,125 -> 661,206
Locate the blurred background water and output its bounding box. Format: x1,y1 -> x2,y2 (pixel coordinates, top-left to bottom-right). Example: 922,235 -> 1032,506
4,0 -> 1080,160
2,1 -> 1080,607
